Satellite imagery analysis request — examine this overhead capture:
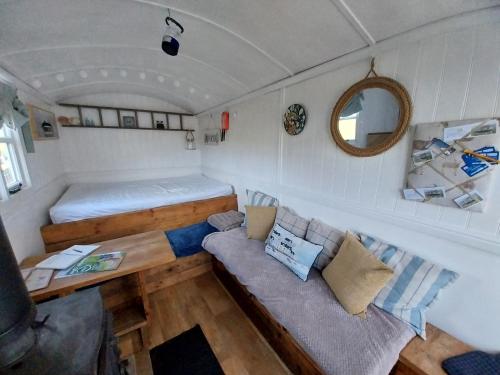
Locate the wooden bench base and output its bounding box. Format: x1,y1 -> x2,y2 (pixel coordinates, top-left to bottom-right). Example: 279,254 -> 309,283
212,257 -> 472,375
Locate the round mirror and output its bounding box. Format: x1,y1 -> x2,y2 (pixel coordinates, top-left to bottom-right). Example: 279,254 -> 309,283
331,76 -> 412,157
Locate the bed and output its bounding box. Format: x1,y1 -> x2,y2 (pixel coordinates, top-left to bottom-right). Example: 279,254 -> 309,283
50,174 -> 234,224
42,175 -> 237,252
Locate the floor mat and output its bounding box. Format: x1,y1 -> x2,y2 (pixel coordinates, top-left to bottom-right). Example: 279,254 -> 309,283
150,324 -> 224,375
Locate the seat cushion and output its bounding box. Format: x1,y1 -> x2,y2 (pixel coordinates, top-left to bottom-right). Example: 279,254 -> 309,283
245,206 -> 277,240
306,218 -> 345,270
266,223 -> 323,281
358,232 -> 459,338
202,228 -> 415,375
322,232 -> 394,316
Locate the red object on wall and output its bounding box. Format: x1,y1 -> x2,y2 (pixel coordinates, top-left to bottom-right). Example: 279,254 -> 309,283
221,111 -> 229,141
221,111 -> 230,130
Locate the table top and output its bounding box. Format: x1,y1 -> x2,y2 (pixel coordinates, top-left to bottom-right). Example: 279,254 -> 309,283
21,230 -> 175,301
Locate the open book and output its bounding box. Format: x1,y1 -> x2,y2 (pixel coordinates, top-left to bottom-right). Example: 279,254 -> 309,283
35,245 -> 100,270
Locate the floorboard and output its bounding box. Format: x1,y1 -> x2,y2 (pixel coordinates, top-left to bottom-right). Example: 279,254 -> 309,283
124,272 -> 290,375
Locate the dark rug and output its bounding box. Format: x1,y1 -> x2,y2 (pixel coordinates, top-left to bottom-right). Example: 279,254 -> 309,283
150,324 -> 224,375
165,221 -> 218,257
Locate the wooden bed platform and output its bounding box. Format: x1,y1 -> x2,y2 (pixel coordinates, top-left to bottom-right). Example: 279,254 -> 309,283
40,194 -> 237,297
212,257 -> 472,375
41,194 -> 238,252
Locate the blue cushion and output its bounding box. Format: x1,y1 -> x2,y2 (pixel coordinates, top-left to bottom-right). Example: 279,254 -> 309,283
166,222 -> 218,257
358,232 -> 458,338
442,351 -> 500,375
265,224 -> 323,281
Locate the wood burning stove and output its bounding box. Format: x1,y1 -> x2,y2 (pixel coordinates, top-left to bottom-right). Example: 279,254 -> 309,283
0,217 -> 122,374
0,217 -> 37,369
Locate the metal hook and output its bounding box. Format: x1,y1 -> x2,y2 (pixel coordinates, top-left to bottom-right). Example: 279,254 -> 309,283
365,57 -> 379,78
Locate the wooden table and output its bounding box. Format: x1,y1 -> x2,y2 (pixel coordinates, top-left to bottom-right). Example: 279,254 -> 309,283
21,230 -> 176,352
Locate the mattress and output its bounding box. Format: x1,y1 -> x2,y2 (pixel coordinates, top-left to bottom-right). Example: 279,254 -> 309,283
50,175 -> 234,224
202,228 -> 416,375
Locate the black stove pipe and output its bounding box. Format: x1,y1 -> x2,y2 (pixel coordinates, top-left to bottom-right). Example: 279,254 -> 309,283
0,216 -> 37,369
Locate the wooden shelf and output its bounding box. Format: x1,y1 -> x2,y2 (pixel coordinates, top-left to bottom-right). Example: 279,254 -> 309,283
57,102 -> 194,131
113,304 -> 148,337
62,125 -> 194,132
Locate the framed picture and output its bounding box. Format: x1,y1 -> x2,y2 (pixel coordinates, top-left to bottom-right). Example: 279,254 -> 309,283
28,105 -> 58,140
122,116 -> 136,128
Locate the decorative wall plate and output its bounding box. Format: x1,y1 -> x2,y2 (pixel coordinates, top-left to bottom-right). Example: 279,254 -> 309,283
283,104 -> 306,135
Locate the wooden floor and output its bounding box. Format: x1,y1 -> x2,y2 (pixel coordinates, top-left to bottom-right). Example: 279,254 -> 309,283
122,272 -> 290,375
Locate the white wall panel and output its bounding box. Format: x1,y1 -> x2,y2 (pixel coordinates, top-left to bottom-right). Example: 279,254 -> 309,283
464,25 -> 500,119
0,94 -> 66,262
55,93 -> 201,183
200,22 -> 500,350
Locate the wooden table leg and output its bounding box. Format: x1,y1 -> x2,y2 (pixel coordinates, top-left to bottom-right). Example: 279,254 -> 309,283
137,271 -> 151,350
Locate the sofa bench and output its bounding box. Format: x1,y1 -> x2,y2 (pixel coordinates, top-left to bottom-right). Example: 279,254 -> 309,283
203,227 -> 415,375
203,227 -> 472,375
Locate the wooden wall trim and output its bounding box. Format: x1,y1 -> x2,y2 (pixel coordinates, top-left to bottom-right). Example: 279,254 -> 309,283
41,195 -> 238,252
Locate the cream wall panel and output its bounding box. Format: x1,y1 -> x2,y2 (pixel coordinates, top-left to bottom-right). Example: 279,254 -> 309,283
55,93 -> 202,183
200,22 -> 500,350
0,94 -> 66,262
435,30 -> 475,121
464,25 -> 500,119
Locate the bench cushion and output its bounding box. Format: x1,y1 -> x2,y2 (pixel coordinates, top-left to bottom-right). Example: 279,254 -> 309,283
202,227 -> 415,375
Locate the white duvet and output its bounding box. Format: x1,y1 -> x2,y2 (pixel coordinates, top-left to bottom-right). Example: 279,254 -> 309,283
50,175 -> 234,224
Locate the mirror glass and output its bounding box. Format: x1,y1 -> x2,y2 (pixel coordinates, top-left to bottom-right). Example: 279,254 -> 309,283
337,87 -> 400,149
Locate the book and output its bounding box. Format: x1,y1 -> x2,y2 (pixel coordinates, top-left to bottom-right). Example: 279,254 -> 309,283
55,251 -> 126,279
22,267 -> 53,292
35,245 -> 100,270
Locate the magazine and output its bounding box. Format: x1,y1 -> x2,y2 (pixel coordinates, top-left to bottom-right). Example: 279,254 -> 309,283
55,251 -> 126,279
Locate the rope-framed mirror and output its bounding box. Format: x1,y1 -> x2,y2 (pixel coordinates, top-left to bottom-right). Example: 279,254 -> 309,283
330,59 -> 412,157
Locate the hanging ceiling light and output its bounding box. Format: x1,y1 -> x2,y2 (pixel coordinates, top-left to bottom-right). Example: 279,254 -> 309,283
162,11 -> 184,56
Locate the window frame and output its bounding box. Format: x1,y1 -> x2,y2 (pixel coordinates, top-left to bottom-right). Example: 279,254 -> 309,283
0,125 -> 30,200
338,111 -> 359,142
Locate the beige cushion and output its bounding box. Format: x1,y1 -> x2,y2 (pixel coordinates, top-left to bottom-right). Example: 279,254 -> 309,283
245,206 -> 277,241
322,232 -> 394,317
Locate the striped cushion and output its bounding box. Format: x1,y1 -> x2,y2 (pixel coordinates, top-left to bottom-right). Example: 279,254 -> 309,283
358,233 -> 459,338
242,190 -> 278,226
272,206 -> 309,239
306,219 -> 344,270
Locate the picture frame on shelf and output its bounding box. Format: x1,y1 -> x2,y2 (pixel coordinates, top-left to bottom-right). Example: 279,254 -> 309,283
122,116 -> 136,128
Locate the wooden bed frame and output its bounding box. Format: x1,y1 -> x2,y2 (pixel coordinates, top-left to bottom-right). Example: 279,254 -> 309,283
212,257 -> 472,375
41,194 -> 238,252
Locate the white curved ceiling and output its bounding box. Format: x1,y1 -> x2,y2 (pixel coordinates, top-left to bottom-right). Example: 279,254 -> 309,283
0,0 -> 498,113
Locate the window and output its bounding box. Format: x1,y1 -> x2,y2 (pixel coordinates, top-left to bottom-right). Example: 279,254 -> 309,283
0,125 -> 29,199
338,112 -> 358,141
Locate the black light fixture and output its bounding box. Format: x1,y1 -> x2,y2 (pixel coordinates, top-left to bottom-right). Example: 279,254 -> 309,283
162,12 -> 184,56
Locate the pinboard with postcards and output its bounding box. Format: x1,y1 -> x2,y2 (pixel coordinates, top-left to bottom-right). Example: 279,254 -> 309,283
404,118 -> 499,212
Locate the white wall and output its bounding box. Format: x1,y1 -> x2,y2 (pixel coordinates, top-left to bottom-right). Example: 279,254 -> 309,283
199,22 -> 500,351
1,92 -> 200,262
0,93 -> 66,262
54,93 -> 201,183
